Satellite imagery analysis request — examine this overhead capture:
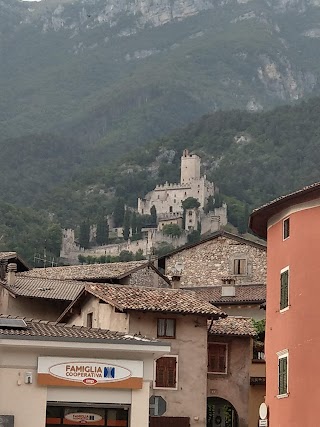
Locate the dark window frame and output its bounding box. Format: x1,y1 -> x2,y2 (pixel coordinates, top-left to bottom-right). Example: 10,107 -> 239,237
157,318 -> 176,339
283,218 -> 290,240
86,312 -> 93,328
233,258 -> 247,275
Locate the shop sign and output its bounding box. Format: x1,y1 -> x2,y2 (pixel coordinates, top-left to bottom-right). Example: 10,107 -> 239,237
65,413 -> 102,424
38,357 -> 143,389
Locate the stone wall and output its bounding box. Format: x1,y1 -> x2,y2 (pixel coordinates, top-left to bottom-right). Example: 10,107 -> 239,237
129,266 -> 169,288
165,235 -> 267,287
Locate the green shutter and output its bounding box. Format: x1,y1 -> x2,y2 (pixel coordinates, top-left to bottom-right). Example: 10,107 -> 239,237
280,270 -> 289,310
278,356 -> 288,395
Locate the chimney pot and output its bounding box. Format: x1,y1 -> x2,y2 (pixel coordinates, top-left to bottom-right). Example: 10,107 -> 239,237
7,262 -> 17,286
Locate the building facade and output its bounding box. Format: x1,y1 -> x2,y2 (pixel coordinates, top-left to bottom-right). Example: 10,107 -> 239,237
0,315 -> 170,427
158,231 -> 267,288
58,284 -> 224,427
138,150 -> 215,217
249,182 -> 320,426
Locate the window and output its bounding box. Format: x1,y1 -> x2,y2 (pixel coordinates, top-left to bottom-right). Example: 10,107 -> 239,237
208,343 -> 228,374
157,318 -> 176,338
280,268 -> 289,311
188,211 -> 193,216
233,259 -> 247,275
86,312 -> 93,328
169,206 -> 173,213
283,218 -> 290,239
278,351 -> 289,397
154,356 -> 177,389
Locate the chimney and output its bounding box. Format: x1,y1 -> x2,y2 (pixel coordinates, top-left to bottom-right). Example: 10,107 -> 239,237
7,263 -> 17,286
0,260 -> 7,280
171,275 -> 181,289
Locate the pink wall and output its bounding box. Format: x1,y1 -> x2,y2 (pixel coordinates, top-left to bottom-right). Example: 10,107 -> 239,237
266,205 -> 320,426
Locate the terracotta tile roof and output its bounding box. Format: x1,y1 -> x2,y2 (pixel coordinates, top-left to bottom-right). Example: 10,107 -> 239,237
209,316 -> 257,337
250,181 -> 320,238
2,277 -> 84,301
82,284 -> 225,317
0,252 -> 17,260
19,261 -> 149,281
186,284 -> 266,304
0,252 -> 30,271
0,314 -> 159,344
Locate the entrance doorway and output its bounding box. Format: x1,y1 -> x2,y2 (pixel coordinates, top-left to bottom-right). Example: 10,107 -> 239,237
207,397 -> 238,427
46,405 -> 129,427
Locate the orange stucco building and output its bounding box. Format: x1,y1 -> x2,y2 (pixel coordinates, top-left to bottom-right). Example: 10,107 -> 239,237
249,182 -> 320,426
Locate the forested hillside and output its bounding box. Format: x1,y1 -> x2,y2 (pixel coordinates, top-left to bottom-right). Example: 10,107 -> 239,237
1,97 -> 319,263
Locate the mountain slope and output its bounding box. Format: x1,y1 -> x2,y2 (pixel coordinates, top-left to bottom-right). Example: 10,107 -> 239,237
2,0 -> 320,152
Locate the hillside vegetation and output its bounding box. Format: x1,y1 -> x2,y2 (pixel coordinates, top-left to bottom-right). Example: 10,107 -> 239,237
1,97 -> 319,262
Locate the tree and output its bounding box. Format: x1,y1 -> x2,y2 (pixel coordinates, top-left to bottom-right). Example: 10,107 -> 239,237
96,218 -> 109,245
135,249 -> 145,260
131,211 -> 138,235
123,209 -> 131,241
113,198 -> 125,227
79,220 -> 90,249
187,230 -> 201,244
150,205 -> 157,225
205,195 -> 215,213
153,242 -> 175,257
119,250 -> 134,262
162,224 -> 182,237
181,197 -> 201,210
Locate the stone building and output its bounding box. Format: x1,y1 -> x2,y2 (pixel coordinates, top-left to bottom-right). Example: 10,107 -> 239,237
138,149 -> 215,217
158,230 -> 267,288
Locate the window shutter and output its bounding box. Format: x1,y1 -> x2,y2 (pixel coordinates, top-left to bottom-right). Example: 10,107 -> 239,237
155,357 -> 177,388
280,270 -> 289,310
208,344 -> 227,373
278,357 -> 288,395
155,357 -> 167,387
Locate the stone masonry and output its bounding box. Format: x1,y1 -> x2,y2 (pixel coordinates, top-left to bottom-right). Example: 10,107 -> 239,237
164,234 -> 266,287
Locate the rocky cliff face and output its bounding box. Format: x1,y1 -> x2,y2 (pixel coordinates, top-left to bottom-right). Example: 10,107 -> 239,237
1,0 -> 320,143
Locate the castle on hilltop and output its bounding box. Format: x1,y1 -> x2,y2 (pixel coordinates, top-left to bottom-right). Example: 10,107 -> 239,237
60,150 -> 227,263
138,150 -> 214,218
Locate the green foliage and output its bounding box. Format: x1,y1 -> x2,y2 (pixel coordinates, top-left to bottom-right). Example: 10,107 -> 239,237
123,210 -> 131,241
150,205 -> 157,226
153,242 -> 175,257
113,198 -> 125,228
79,221 -> 90,249
0,201 -> 62,265
96,218 -> 109,245
162,224 -> 182,237
187,230 -> 201,244
78,249 -> 146,264
181,197 -> 201,210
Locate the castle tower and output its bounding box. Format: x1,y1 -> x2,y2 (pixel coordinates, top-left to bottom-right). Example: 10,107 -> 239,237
180,149 -> 201,184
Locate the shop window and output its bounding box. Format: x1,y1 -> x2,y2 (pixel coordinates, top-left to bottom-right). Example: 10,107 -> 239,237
154,356 -> 178,389
233,258 -> 247,275
283,218 -> 290,240
208,343 -> 228,374
280,268 -> 289,311
278,351 -> 289,397
87,312 -> 93,328
157,318 -> 176,338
